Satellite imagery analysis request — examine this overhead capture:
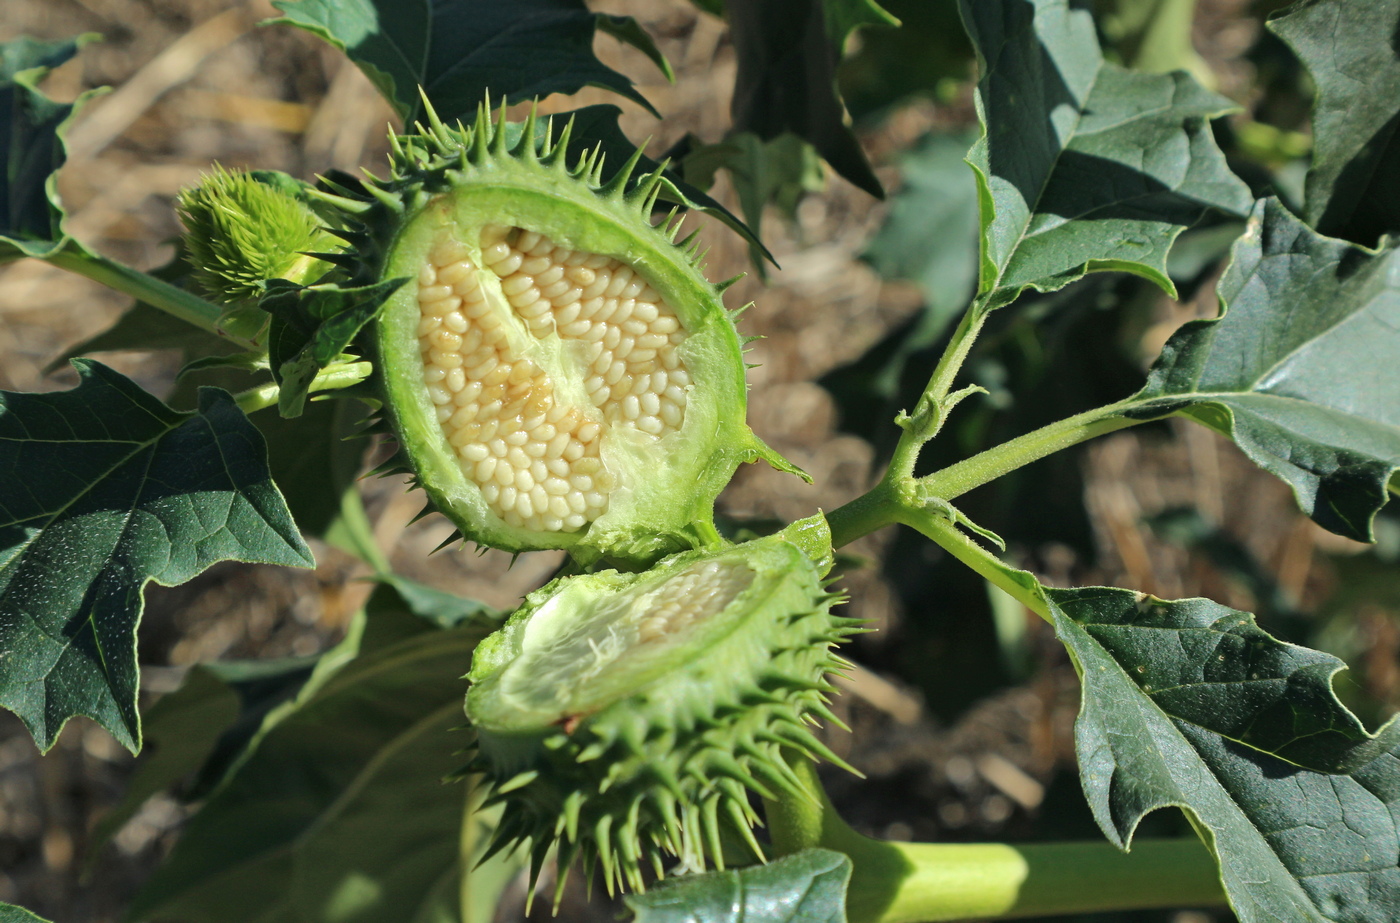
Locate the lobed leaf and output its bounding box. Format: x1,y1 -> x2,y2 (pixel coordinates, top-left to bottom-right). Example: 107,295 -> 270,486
0,34 -> 103,262
626,848 -> 851,923
1132,198 -> 1400,542
0,361 -> 313,753
268,0 -> 670,124
1050,585 -> 1400,923
959,0 -> 1252,306
1268,0 -> 1400,247
941,540 -> 1400,922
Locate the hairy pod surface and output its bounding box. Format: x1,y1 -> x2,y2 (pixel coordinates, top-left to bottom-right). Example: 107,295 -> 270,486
178,166 -> 337,303
464,525 -> 861,898
319,103 -> 795,565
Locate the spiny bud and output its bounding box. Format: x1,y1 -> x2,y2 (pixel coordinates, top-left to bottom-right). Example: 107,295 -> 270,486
177,166 -> 337,304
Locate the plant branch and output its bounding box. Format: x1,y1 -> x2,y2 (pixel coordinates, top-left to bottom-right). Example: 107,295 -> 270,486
45,244 -> 259,350
766,757 -> 1224,922
919,400 -> 1146,501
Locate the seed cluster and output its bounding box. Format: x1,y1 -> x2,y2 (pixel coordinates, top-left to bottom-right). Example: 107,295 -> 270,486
416,225 -> 692,532
634,559 -> 754,644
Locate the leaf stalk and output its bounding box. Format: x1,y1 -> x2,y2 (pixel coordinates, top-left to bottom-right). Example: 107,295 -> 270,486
44,244 -> 258,350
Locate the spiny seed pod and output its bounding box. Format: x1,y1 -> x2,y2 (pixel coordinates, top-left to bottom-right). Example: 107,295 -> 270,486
178,166 -> 337,303
464,522 -> 862,898
314,101 -> 798,565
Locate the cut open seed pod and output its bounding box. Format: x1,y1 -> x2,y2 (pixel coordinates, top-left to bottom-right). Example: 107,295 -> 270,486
317,101 -> 798,565
464,521 -> 862,898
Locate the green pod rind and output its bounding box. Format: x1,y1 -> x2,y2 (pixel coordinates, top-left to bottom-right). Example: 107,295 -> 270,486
319,102 -> 798,566
464,526 -> 861,896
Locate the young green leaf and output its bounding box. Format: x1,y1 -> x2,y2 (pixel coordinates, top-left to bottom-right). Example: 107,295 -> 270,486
268,0 -> 671,124
626,848 -> 852,923
0,34 -> 103,261
1268,0 -> 1400,246
0,361 -> 313,753
727,0 -> 896,199
959,0 -> 1252,306
260,277 -> 403,417
127,592 -> 503,923
1131,198 -> 1400,543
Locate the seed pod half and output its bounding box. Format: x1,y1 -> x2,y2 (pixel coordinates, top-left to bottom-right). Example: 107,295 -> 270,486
319,102 -> 798,565
465,522 -> 861,897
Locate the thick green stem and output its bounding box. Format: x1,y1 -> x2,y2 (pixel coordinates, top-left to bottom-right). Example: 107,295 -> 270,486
919,400 -> 1144,502
766,758 -> 1224,922
45,245 -> 258,350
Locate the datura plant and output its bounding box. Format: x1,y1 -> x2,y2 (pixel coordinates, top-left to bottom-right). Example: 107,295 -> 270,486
5,1 -> 1400,923
465,523 -> 859,898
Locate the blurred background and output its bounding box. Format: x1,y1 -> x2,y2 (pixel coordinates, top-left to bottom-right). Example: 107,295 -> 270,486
2,0 -> 1396,920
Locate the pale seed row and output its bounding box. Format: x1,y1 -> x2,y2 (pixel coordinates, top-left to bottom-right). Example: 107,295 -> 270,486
635,560 -> 753,644
416,226 -> 692,532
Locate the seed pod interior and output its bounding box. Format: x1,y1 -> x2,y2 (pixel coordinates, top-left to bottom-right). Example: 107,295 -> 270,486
351,105 -> 796,565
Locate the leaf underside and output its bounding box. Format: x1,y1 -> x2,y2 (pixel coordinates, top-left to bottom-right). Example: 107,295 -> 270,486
959,0 -> 1252,305
1132,198 -> 1400,542
0,361 -> 312,753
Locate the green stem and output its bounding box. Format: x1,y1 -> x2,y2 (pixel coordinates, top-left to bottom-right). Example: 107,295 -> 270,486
919,400 -> 1144,502
45,245 -> 258,350
922,300 -> 989,406
766,758 -> 1223,922
901,506 -> 1048,618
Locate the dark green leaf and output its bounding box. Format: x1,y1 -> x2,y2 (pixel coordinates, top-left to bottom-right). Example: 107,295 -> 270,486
0,903 -> 52,923
960,0 -> 1252,305
268,0 -> 670,124
127,614 -> 503,923
728,0 -> 896,199
1048,584 -> 1400,923
1131,198 -> 1400,542
261,277 -> 405,417
46,301 -> 234,373
0,34 -> 103,262
626,849 -> 851,923
1269,0 -> 1400,246
837,0 -> 972,120
0,360 -> 313,753
681,131 -> 824,270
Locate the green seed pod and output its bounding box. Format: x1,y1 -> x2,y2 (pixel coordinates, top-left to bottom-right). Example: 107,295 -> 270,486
315,102 -> 798,565
178,166 -> 337,303
464,521 -> 861,897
